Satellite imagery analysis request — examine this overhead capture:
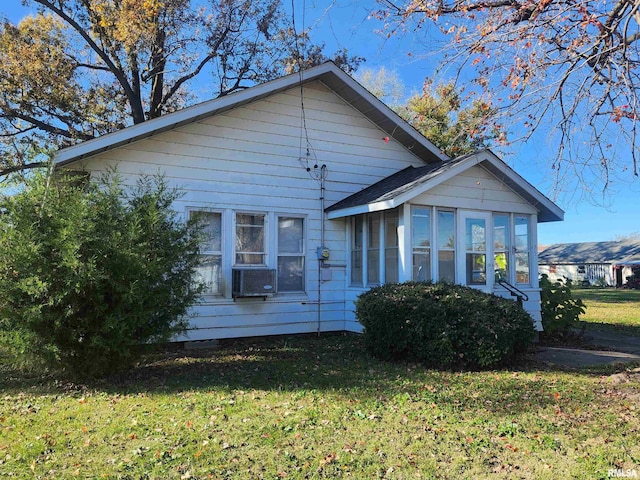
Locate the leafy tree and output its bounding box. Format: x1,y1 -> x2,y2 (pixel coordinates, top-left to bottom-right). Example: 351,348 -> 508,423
539,274 -> 586,340
0,168 -> 203,377
358,67 -> 498,157
0,0 -> 362,176
376,0 -> 640,192
401,81 -> 500,157
356,66 -> 406,109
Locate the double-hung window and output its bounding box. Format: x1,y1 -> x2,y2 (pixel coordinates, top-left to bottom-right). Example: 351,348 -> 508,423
191,211 -> 223,295
277,217 -> 305,292
235,213 -> 265,265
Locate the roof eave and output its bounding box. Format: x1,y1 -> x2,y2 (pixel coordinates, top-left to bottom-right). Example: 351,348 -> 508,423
326,200 -> 399,220
55,62 -> 447,167
325,149 -> 565,223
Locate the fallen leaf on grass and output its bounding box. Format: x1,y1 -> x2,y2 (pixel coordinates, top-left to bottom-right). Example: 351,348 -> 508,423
320,453 -> 337,465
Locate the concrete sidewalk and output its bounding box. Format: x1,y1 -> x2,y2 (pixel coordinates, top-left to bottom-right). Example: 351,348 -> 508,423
534,329 -> 640,367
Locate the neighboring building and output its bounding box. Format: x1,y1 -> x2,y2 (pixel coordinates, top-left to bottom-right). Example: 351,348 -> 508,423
539,240 -> 640,287
54,62 -> 563,340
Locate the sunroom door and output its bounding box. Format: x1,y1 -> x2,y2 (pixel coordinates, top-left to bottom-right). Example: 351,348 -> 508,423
457,211 -> 493,292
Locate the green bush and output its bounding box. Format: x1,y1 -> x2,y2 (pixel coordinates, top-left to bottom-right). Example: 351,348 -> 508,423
0,171 -> 203,377
355,282 -> 536,369
539,274 -> 586,337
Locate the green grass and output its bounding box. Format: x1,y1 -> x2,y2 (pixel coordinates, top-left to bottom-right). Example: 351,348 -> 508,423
574,288 -> 640,335
2,334 -> 639,479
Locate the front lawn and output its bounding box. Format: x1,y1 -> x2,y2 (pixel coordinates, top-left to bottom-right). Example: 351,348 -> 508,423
1,334 -> 639,479
574,288 -> 640,335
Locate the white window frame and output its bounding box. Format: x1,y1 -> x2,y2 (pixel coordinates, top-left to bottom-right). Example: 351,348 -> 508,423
436,209 -> 456,283
189,209 -> 224,297
411,206 -> 432,282
234,211 -> 267,266
276,215 -> 306,293
349,209 -> 400,287
493,213 -> 510,283
404,206 -> 533,290
384,208 -> 400,284
514,215 -> 532,286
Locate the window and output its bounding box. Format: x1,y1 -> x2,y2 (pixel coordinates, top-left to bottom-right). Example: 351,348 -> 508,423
277,217 -> 305,292
465,217 -> 487,285
235,213 -> 265,265
493,214 -> 509,282
412,207 -> 431,281
515,216 -> 530,284
437,210 -> 455,282
191,211 -> 223,295
350,210 -> 399,286
351,216 -> 364,286
384,209 -> 399,283
367,212 -> 381,284
577,265 -> 586,274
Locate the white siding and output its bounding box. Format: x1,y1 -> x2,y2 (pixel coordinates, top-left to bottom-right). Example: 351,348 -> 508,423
74,81 -> 425,340
539,263 -> 618,287
411,165 -> 537,214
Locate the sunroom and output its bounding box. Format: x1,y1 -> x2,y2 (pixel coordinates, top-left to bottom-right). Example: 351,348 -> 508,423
326,150 -> 564,329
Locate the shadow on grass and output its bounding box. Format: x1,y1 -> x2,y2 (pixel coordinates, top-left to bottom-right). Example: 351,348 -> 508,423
579,320 -> 640,338
1,333 -> 619,417
574,288 -> 640,304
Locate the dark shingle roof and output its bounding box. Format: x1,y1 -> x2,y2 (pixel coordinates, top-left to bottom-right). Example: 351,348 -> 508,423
539,240 -> 640,265
325,155 -> 468,213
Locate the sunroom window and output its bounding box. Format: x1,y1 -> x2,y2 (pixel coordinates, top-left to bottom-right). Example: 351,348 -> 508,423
412,207 -> 431,282
350,209 -> 399,286
493,214 -> 510,282
515,216 -> 530,284
351,216 -> 364,286
367,212 -> 381,284
384,210 -> 399,283
437,210 -> 455,282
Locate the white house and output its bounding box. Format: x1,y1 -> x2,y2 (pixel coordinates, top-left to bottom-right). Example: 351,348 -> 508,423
539,240 -> 640,287
54,62 -> 564,340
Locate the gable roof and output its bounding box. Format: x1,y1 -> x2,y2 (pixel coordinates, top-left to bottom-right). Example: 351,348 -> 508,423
326,149 -> 564,223
54,62 -> 447,167
539,240 -> 640,265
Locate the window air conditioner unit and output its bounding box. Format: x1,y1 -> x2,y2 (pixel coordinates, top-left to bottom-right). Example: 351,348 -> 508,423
232,268 -> 277,299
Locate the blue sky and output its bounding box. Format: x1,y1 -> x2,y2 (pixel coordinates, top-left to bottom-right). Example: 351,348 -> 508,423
3,1 -> 639,245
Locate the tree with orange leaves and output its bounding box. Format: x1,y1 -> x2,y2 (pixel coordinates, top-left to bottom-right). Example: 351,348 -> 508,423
0,0 -> 362,177
376,0 -> 640,195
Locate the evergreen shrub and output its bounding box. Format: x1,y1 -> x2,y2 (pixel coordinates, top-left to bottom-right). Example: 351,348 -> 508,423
355,282 -> 536,369
0,171 -> 203,377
